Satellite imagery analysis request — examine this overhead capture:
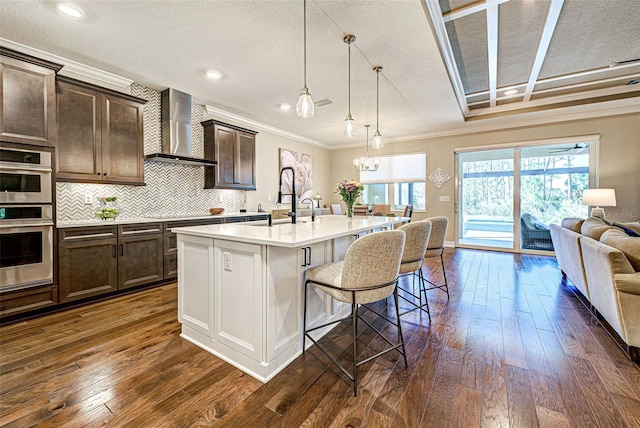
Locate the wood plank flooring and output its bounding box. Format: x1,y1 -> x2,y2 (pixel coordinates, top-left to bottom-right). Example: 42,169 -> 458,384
2,248 -> 640,427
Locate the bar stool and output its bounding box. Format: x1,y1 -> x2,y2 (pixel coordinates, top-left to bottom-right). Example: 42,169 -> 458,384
396,220 -> 432,321
302,230 -> 407,396
423,216 -> 449,299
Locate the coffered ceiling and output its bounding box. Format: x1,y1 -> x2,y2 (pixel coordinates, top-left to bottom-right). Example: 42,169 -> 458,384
0,0 -> 638,148
426,0 -> 640,119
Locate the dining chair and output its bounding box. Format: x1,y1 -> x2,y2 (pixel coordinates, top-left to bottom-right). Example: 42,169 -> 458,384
353,205 -> 369,216
373,204 -> 391,215
330,203 -> 343,215
402,205 -> 414,220
302,230 -> 407,396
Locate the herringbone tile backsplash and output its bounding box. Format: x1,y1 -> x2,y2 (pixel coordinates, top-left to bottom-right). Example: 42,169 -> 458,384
56,84 -> 244,221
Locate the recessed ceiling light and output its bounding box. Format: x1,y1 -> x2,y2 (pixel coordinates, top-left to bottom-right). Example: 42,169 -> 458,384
279,103 -> 292,111
206,70 -> 222,80
504,89 -> 518,96
58,3 -> 84,18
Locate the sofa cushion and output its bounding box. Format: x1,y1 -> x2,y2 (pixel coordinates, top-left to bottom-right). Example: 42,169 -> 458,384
581,216 -> 614,240
561,217 -> 585,233
600,228 -> 640,272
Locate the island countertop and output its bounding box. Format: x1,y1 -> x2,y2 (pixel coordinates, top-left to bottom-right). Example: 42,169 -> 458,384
172,215 -> 407,248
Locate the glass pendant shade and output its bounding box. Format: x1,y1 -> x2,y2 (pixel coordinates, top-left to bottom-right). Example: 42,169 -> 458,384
344,114 -> 356,136
372,130 -> 383,150
297,0 -> 314,118
296,87 -> 314,118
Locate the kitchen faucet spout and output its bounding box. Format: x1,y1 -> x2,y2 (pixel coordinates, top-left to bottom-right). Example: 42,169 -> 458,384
300,198 -> 315,221
278,166 -> 297,224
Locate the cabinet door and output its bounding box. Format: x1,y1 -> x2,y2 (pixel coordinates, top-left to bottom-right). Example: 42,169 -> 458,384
56,82 -> 102,181
0,55 -> 57,147
235,131 -> 256,189
118,233 -> 164,290
102,94 -> 144,184
59,238 -> 118,302
214,125 -> 237,188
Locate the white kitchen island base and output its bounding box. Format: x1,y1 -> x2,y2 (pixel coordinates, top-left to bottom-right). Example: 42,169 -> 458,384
175,216 -> 406,382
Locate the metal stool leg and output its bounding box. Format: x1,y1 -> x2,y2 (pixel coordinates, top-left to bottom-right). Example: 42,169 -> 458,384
303,281 -> 308,353
393,287 -> 408,368
440,253 -> 450,300
351,300 -> 358,396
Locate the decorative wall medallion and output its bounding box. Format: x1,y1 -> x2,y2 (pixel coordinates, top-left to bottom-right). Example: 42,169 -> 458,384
429,168 -> 451,188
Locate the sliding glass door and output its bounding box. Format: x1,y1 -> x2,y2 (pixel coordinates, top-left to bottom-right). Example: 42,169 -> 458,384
458,149 -> 515,249
456,139 -> 595,253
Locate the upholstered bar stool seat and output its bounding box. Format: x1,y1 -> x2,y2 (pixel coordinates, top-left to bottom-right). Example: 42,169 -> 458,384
303,230 -> 407,396
396,220 -> 432,320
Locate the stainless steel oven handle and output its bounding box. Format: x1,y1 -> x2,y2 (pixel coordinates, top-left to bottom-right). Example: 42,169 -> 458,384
0,221 -> 54,229
0,164 -> 52,173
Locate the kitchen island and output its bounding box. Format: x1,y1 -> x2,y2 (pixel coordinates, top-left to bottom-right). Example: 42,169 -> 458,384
173,215 -> 407,382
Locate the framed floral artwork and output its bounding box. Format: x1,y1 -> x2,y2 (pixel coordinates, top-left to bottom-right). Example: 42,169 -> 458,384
279,148 -> 312,203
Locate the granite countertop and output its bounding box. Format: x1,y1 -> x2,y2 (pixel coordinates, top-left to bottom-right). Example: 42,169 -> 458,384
171,215 -> 408,248
56,212 -> 268,228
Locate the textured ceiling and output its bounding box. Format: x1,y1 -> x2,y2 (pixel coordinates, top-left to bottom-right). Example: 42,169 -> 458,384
0,0 -> 638,148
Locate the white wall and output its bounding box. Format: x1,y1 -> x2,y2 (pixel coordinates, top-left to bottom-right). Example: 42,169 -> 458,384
330,113 -> 640,241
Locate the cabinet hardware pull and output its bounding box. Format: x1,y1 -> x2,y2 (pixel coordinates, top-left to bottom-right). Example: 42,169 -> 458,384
119,244 -> 123,256
97,172 -> 101,175
306,246 -> 311,266
301,247 -> 307,267
112,245 -> 116,257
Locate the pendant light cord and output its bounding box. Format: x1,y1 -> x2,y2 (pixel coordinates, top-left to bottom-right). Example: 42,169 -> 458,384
348,40 -> 351,114
376,68 -> 380,132
303,0 -> 307,89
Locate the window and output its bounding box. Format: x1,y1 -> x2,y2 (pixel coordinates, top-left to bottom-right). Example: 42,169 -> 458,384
360,153 -> 426,210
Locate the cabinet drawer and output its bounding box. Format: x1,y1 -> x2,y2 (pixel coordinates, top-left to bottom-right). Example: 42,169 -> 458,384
58,226 -> 117,242
0,284 -> 58,317
164,254 -> 177,280
118,222 -> 163,236
164,233 -> 177,255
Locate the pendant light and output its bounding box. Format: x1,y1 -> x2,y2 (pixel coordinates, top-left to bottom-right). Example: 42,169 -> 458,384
371,66 -> 384,149
353,124 -> 379,172
296,0 -> 314,118
343,34 -> 356,136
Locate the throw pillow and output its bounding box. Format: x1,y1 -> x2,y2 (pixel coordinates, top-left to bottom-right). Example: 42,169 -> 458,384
600,228 -> 640,272
561,217 -> 584,233
614,221 -> 640,236
581,216 -> 613,240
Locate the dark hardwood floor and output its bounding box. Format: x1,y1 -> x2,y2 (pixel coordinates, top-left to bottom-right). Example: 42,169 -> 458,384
2,248 -> 640,427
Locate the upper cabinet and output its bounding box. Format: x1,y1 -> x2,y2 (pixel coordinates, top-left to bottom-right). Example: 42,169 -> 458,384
202,119 -> 257,190
0,48 -> 62,147
56,77 -> 146,185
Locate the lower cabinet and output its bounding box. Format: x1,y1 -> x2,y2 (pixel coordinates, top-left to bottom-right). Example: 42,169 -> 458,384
0,284 -> 58,317
118,225 -> 164,290
58,226 -> 118,302
58,223 -> 163,302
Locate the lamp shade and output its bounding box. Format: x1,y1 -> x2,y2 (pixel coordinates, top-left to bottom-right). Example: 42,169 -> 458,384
581,189 -> 616,207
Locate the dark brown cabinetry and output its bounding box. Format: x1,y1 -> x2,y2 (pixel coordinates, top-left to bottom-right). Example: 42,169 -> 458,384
0,284 -> 58,317
56,77 -> 146,185
118,223 -> 163,289
58,226 -> 118,303
202,120 -> 257,190
58,223 -> 163,302
0,48 -> 62,147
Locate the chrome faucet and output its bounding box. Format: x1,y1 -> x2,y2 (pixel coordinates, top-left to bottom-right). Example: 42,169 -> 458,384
300,198 -> 315,222
277,166 -> 296,224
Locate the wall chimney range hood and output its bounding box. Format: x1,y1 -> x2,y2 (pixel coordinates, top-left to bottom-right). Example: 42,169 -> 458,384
145,88 -> 216,167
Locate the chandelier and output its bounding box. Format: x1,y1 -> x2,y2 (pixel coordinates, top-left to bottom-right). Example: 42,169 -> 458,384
353,124 -> 379,172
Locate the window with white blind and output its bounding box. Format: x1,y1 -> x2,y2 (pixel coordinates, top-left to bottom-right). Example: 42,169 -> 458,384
360,153 -> 426,210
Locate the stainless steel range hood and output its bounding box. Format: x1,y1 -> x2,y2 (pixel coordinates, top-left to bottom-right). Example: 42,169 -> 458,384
145,88 -> 216,167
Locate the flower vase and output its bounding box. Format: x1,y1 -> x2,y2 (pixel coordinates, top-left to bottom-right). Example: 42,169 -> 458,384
346,203 -> 354,220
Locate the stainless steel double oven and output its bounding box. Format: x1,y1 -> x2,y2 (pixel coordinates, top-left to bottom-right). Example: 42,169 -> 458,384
0,146 -> 54,290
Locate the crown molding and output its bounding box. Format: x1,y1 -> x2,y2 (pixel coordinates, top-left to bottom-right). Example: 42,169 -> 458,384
329,98 -> 639,150
204,105 -> 330,149
0,38 -> 132,91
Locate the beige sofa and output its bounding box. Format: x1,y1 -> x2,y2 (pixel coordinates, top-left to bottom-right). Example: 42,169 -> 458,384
550,217 -> 640,361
